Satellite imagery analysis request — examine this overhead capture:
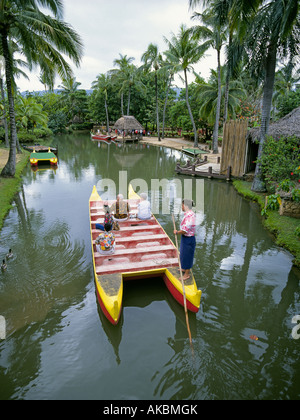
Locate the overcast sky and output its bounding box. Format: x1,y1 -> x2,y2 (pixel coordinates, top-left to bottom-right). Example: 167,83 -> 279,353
17,0 -> 223,92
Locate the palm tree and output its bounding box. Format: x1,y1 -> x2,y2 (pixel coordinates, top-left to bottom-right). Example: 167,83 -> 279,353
160,55 -> 179,139
164,25 -> 205,147
190,9 -> 227,153
92,73 -> 111,132
195,67 -> 247,123
0,0 -> 83,178
15,96 -> 48,131
272,61 -> 300,116
245,0 -> 300,192
0,39 -> 31,150
124,64 -> 145,116
112,54 -> 135,116
141,44 -> 163,141
58,76 -> 83,122
190,0 -> 300,191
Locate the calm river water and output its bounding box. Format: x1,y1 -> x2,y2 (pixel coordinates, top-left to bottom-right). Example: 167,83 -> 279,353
0,133 -> 299,400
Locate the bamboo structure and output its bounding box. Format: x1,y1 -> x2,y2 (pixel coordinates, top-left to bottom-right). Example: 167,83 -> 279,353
221,120 -> 249,178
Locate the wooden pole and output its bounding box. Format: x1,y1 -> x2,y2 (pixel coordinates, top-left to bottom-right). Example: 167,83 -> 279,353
172,214 -> 194,355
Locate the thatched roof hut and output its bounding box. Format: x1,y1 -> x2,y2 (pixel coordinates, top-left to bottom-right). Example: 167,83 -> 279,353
113,115 -> 144,131
247,106 -> 300,142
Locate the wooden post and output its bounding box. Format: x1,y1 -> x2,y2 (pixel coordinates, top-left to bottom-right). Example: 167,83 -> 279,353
226,166 -> 231,181
192,164 -> 196,177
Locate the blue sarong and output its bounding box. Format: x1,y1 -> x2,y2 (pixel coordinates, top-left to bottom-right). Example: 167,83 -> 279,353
180,235 -> 196,270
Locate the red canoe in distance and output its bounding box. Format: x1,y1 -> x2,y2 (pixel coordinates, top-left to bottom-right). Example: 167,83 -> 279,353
91,134 -> 118,142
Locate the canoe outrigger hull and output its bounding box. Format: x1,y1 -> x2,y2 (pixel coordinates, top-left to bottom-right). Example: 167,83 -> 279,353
89,185 -> 201,325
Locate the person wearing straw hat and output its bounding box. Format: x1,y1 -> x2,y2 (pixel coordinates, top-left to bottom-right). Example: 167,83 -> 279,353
174,199 -> 196,280
110,194 -> 130,220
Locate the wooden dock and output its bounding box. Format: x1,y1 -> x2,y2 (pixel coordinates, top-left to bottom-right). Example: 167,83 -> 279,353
175,156 -> 231,181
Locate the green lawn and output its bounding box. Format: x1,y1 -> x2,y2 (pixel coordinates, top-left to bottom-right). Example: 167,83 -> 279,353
0,150 -> 30,231
233,180 -> 300,268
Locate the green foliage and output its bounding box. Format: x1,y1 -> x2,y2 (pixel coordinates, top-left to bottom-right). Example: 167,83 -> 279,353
33,127 -> 53,138
279,178 -> 295,192
17,131 -> 36,143
276,89 -> 300,119
69,122 -> 94,131
15,95 -> 48,130
0,125 -> 51,144
48,111 -> 68,134
291,188 -> 300,203
0,127 -> 6,140
258,135 -> 300,184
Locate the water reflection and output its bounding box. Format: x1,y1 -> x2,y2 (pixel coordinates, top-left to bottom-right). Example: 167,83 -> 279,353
0,188 -> 89,339
98,277 -> 198,367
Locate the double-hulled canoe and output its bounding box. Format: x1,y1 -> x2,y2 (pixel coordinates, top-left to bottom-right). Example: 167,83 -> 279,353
89,185 -> 202,325
30,149 -> 58,167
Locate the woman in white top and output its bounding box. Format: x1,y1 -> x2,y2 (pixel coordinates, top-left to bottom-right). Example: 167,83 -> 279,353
137,193 -> 151,220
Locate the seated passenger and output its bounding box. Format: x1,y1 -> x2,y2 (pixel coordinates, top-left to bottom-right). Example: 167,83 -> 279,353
137,193 -> 151,220
110,194 -> 130,220
95,203 -> 114,231
95,223 -> 116,255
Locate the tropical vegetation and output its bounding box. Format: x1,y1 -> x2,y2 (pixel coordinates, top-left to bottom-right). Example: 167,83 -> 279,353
0,0 -> 83,177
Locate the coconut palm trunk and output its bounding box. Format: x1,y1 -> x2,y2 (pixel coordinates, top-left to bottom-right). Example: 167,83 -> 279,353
184,68 -> 198,147
0,77 -> 9,148
212,48 -> 222,154
1,32 -> 18,177
251,41 -> 277,192
155,73 -> 161,141
127,86 -> 131,115
121,92 -> 124,116
162,74 -> 173,139
105,98 -> 109,133
223,34 -> 232,124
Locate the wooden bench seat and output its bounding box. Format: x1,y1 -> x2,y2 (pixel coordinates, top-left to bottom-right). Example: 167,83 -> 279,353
93,233 -> 170,246
96,257 -> 179,275
92,225 -> 160,235
94,244 -> 176,259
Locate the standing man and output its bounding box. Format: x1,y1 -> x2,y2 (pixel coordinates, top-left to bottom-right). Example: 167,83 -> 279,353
174,199 -> 196,280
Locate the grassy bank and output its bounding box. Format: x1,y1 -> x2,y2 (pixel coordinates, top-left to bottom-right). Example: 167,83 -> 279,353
0,149 -> 30,231
233,180 -> 300,268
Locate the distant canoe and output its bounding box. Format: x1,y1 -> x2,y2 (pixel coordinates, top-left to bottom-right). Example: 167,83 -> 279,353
30,151 -> 58,167
89,184 -> 202,325
91,134 -> 118,142
182,148 -> 207,157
